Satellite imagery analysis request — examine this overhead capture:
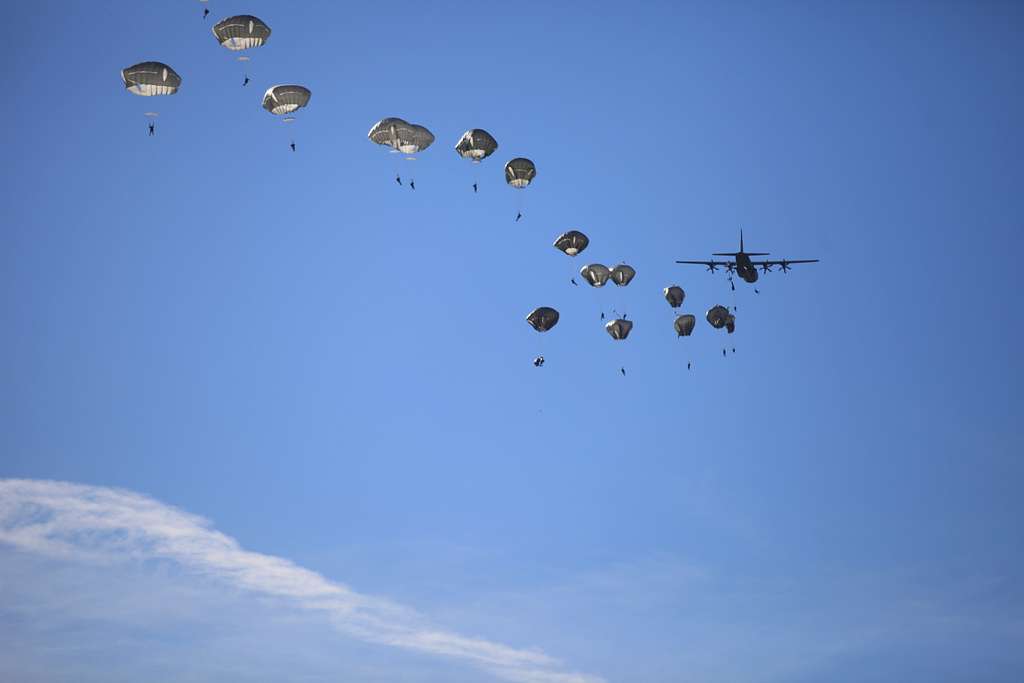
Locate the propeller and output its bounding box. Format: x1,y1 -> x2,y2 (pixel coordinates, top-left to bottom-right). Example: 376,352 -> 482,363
705,263 -> 718,273
761,262 -> 773,274
725,263 -> 736,273
779,260 -> 791,273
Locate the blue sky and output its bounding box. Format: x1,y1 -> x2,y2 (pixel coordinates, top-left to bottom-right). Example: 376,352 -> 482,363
1,1 -> 1022,681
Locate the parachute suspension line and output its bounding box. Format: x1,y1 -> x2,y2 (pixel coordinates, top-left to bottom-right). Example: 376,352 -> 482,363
407,153 -> 417,190
391,152 -> 402,186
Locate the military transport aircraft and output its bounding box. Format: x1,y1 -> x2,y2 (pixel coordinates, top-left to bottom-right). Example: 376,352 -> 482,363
676,231 -> 819,284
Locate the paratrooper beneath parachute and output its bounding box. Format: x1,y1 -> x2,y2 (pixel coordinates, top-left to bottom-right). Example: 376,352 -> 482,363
505,158 -> 535,222
263,86 -> 311,150
664,286 -> 685,308
580,264 -> 611,287
121,62 -> 181,135
369,117 -> 434,186
455,129 -> 497,193
553,231 -> 589,257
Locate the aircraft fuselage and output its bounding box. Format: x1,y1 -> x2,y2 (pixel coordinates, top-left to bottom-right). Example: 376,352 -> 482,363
735,253 -> 758,283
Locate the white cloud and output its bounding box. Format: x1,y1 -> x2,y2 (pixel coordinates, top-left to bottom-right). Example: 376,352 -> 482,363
0,478 -> 604,683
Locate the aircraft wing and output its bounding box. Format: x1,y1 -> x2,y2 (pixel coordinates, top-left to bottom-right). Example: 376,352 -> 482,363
675,260 -> 735,267
752,259 -> 819,266
751,259 -> 819,272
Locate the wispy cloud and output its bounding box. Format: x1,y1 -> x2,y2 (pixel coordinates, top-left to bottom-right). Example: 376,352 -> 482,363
0,478 -> 604,683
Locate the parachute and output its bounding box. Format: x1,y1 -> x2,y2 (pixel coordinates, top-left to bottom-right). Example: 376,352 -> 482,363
553,231 -> 589,257
505,158 -> 536,188
368,117 -> 435,155
262,85 -> 311,116
674,314 -> 696,337
455,129 -> 498,162
609,264 -> 636,287
121,62 -> 181,96
605,318 -> 634,340
706,305 -> 730,329
212,15 -> 271,51
664,286 -> 685,308
526,307 -> 560,332
409,124 -> 435,153
580,264 -> 611,287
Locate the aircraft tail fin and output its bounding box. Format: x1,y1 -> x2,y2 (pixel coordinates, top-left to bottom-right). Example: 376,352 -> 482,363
712,229 -> 769,256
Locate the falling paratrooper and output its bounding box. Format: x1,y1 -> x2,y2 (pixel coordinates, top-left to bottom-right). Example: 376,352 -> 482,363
527,307 -> 558,368
369,117 -> 435,187
505,158 -> 536,222
212,14 -> 270,84
455,129 -> 498,193
263,85 -> 310,150
121,62 -> 182,135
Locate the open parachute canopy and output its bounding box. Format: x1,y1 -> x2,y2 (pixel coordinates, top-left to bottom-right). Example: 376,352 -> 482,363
455,129 -> 498,162
610,264 -> 636,287
212,15 -> 271,51
580,263 -> 611,287
368,117 -> 435,155
526,307 -> 560,333
553,230 -> 589,257
121,62 -> 181,96
262,85 -> 311,116
706,305 -> 730,330
505,158 -> 536,188
664,285 -> 685,308
605,318 -> 634,340
674,314 -> 696,337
